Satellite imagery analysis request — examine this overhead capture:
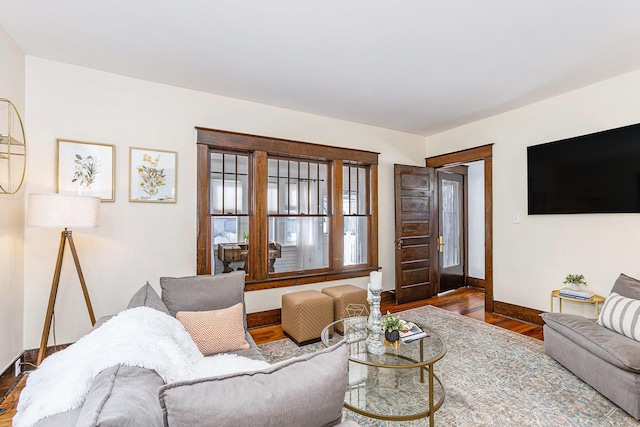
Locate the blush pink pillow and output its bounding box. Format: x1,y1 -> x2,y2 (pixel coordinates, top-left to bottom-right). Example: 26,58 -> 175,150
177,303 -> 250,355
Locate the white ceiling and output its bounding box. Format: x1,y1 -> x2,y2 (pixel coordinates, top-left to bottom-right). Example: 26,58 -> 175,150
2,1 -> 640,136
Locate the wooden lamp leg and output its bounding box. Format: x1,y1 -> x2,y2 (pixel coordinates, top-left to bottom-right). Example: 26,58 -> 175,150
36,229 -> 96,366
67,232 -> 96,326
37,230 -> 67,365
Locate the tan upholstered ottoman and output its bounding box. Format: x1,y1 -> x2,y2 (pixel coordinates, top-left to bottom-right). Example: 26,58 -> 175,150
281,290 -> 334,346
321,284 -> 369,334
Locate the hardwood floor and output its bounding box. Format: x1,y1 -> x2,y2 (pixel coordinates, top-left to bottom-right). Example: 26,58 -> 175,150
0,287 -> 542,426
249,287 -> 543,344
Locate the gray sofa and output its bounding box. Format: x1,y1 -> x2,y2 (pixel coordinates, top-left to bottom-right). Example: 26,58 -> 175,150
541,273 -> 640,420
33,272 -> 357,427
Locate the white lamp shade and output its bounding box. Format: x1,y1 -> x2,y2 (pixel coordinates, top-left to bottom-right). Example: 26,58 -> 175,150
27,193 -> 100,228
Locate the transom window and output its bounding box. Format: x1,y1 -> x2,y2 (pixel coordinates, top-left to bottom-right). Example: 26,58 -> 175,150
196,127 -> 379,291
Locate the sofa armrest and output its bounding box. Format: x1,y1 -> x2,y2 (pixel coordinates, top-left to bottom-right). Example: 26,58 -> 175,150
541,312 -> 640,372
159,341 -> 348,427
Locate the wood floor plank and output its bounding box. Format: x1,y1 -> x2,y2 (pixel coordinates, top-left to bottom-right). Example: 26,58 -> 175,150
0,375 -> 25,427
0,287 -> 543,425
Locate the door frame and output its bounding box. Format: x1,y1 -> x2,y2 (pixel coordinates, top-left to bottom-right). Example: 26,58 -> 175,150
425,144 -> 494,312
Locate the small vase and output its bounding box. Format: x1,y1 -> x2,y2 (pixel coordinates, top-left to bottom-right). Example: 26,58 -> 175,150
571,283 -> 581,291
385,330 -> 399,343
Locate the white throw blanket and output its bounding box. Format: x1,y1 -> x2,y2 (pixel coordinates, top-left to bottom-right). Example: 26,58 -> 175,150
13,306 -> 270,427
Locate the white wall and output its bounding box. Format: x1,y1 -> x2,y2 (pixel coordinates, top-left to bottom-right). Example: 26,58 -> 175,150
0,24 -> 25,372
467,161 -> 484,279
426,69 -> 640,317
23,57 -> 426,349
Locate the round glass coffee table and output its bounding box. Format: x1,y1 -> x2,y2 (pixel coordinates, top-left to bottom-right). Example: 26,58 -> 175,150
321,317 -> 446,426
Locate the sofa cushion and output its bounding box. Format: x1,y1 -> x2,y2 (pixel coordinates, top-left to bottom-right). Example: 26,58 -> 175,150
126,282 -> 170,315
160,272 -> 246,329
158,341 -> 348,427
34,408 -> 81,426
598,292 -> 640,342
76,364 -> 164,427
176,303 -> 250,356
228,332 -> 266,361
541,312 -> 640,372
612,273 -> 640,300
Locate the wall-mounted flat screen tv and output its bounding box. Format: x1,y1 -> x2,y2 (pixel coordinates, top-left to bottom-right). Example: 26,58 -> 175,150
527,122 -> 640,214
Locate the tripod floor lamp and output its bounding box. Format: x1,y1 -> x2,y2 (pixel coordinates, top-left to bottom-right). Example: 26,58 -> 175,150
27,193 -> 101,365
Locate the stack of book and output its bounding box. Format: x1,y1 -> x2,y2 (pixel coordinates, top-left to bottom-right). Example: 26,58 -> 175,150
399,322 -> 429,343
559,287 -> 594,300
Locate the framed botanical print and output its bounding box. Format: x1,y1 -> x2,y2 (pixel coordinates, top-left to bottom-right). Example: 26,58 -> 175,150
57,139 -> 115,202
129,147 -> 177,203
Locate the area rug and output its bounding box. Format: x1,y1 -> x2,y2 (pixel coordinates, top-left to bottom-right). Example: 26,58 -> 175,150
258,305 -> 638,426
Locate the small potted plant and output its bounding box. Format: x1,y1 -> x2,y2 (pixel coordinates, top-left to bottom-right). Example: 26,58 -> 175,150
242,232 -> 249,243
563,273 -> 587,291
381,311 -> 403,343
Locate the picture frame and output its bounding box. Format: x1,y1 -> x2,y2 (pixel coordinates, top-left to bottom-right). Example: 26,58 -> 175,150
129,147 -> 177,203
57,139 -> 115,202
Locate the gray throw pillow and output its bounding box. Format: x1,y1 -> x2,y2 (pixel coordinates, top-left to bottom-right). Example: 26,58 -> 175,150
160,272 -> 246,327
76,365 -> 164,427
158,341 -> 348,427
611,273 -> 640,300
127,282 -> 170,315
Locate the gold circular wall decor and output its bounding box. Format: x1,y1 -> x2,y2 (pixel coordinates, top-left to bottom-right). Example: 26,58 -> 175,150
0,98 -> 27,194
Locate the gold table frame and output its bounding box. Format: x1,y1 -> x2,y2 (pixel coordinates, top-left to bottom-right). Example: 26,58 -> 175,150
321,317 -> 446,426
550,289 -> 605,319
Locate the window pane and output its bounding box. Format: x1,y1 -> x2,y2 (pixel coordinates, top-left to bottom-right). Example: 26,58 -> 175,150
267,159 -> 279,214
279,160 -> 289,214
320,164 -> 328,213
343,165 -> 366,215
288,161 -> 298,214
269,216 -> 328,272
237,156 -> 249,214
344,216 -> 368,265
210,152 -> 248,214
342,166 -> 351,215
210,172 -> 223,214
442,179 -> 461,268
358,167 -> 367,214
211,216 -> 249,275
299,162 -> 309,214
309,163 -> 318,215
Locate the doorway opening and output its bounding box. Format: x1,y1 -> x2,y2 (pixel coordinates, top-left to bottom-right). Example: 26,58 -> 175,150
437,161 -> 485,294
426,145 -> 493,311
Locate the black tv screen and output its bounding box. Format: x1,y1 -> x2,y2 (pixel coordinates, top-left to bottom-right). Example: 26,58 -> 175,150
527,122 -> 640,214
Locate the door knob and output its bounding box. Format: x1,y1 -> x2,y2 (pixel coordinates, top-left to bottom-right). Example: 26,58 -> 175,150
396,239 -> 403,250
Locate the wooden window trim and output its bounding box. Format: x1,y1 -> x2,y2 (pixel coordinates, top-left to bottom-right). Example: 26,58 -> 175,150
197,127 -> 379,291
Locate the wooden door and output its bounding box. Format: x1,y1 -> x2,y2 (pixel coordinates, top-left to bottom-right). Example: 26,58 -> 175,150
394,164 -> 437,304
437,170 -> 466,292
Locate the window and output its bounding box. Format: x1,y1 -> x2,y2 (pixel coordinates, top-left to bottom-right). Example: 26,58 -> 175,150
267,158 -> 329,273
196,128 -> 379,290
209,152 -> 250,274
343,164 -> 368,266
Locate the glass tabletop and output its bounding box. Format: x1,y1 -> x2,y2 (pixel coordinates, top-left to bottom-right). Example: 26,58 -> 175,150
321,316 -> 447,421
321,316 -> 446,368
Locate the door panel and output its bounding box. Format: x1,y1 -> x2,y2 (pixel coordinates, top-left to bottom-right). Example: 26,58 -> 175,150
394,164 -> 437,304
401,220 -> 429,237
402,266 -> 430,286
401,244 -> 431,261
438,171 -> 465,292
